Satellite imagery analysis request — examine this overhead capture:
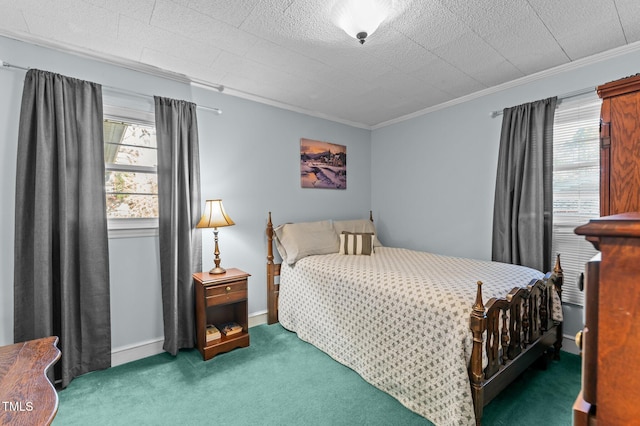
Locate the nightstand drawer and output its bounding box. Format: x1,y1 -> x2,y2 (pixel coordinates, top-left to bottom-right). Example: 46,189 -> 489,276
205,280 -> 247,306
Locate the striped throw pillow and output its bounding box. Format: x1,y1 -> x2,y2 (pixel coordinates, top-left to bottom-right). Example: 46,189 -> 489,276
339,232 -> 374,255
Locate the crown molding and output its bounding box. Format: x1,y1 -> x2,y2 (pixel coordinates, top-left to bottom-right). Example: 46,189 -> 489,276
0,30 -> 195,84
372,40 -> 640,130
3,29 -> 640,132
219,85 -> 372,130
0,30 -> 373,130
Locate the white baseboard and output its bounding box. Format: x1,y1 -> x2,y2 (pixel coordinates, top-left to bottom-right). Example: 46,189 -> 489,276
248,313 -> 579,356
110,311 -> 269,367
113,314 -> 571,366
562,334 -> 579,355
249,311 -> 267,327
111,338 -> 165,367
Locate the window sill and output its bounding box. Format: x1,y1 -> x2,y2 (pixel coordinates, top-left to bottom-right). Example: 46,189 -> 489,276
107,218 -> 158,239
108,227 -> 158,239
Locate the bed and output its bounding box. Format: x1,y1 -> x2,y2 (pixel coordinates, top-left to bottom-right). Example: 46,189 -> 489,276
265,212 -> 563,426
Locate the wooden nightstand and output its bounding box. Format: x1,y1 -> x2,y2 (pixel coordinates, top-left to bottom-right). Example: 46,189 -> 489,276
193,268 -> 250,360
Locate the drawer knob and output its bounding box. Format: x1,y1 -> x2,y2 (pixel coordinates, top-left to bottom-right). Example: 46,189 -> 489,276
226,286 -> 231,292
575,330 -> 583,350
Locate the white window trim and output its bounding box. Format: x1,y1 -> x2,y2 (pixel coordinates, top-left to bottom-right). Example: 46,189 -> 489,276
104,163 -> 157,174
104,104 -> 155,127
104,104 -> 159,238
108,218 -> 159,239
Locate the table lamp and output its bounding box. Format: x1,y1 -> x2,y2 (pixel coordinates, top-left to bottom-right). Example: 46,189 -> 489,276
196,199 -> 235,274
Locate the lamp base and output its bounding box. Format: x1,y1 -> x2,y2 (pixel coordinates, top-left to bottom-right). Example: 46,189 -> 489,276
209,266 -> 226,275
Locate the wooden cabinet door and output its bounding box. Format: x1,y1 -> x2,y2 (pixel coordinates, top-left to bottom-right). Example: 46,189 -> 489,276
598,75 -> 640,216
608,90 -> 640,215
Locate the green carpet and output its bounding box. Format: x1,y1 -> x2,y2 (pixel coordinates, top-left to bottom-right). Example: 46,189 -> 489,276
54,324 -> 580,425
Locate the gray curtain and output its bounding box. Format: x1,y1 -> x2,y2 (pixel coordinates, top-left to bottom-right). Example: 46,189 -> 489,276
154,96 -> 202,356
14,69 -> 111,388
492,97 -> 557,272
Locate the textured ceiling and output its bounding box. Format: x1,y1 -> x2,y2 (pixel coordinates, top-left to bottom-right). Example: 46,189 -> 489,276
1,0 -> 639,127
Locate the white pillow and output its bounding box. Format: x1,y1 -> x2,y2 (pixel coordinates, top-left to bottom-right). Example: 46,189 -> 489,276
333,219 -> 382,247
273,220 -> 339,265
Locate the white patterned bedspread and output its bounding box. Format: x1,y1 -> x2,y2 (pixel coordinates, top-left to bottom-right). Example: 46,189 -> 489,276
278,247 -> 560,426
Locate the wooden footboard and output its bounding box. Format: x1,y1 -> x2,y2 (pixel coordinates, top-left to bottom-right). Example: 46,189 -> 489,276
469,255 -> 563,425
265,212 -> 563,425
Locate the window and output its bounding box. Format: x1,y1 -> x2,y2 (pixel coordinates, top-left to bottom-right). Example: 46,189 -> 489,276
552,95 -> 601,306
103,104 -> 158,236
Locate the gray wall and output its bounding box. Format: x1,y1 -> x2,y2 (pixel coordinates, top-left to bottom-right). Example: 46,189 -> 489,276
0,36 -> 372,350
371,44 -> 640,345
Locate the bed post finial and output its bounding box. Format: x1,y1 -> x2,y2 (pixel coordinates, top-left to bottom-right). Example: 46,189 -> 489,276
267,211 -> 274,265
469,280 -> 486,424
549,253 -> 564,307
472,281 -> 485,315
553,253 -> 563,286
369,210 -> 373,222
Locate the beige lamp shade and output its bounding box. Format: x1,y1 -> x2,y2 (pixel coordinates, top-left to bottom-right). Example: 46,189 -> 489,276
196,199 -> 235,229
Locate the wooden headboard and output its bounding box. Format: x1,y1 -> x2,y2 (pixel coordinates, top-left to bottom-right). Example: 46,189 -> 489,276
265,211 -> 375,324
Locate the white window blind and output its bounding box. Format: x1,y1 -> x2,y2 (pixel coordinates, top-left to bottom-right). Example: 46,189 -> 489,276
552,95 -> 601,306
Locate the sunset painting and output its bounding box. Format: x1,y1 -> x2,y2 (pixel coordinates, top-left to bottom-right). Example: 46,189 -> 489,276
300,138 -> 346,189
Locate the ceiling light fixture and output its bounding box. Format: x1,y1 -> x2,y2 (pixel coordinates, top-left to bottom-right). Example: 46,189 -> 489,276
334,0 -> 392,45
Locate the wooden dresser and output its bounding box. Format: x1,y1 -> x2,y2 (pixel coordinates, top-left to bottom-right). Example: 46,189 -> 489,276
574,213 -> 640,425
597,74 -> 640,216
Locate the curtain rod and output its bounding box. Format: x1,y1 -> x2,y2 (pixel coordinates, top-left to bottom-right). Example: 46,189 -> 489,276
1,60 -> 222,115
490,86 -> 597,118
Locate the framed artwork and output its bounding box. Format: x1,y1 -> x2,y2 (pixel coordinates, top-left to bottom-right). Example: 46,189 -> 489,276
300,138 -> 346,189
